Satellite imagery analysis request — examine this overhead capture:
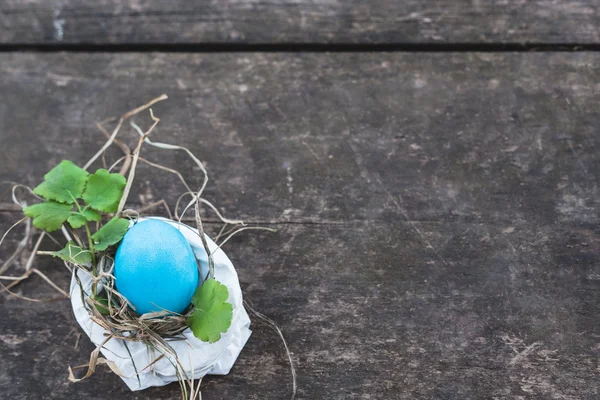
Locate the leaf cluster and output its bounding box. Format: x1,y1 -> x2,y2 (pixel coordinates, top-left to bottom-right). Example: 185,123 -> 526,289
23,160 -> 129,262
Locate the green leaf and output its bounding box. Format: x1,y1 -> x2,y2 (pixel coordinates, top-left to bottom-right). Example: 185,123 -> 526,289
91,217 -> 129,251
83,209 -> 101,222
67,209 -> 102,229
67,214 -> 86,229
92,293 -> 110,315
186,278 -> 233,343
47,241 -> 92,265
33,160 -> 88,204
23,201 -> 73,232
82,169 -> 126,213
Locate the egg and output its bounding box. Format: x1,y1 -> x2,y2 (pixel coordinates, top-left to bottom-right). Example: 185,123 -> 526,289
114,219 -> 199,315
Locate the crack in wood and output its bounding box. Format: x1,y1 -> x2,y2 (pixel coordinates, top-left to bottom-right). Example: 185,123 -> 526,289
2,43 -> 600,53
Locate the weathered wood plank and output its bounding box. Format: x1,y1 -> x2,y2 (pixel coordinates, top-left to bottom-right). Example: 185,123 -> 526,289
2,219 -> 600,399
1,1 -> 599,45
1,53 -> 599,225
1,53 -> 600,399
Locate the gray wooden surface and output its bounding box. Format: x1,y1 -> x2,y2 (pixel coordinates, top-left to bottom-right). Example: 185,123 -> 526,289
1,53 -> 600,399
1,1 -> 599,44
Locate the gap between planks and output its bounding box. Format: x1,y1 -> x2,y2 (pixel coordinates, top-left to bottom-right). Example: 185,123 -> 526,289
2,42 -> 600,53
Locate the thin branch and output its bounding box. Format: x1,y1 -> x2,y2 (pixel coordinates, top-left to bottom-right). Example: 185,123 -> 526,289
175,192 -> 244,225
0,274 -> 45,302
194,200 -> 214,279
117,111 -> 161,214
96,121 -> 132,175
137,199 -> 173,220
216,227 -> 277,250
138,157 -> 193,194
108,155 -> 128,173
31,268 -> 70,298
200,198 -> 245,225
214,223 -> 229,242
244,300 -> 296,400
25,231 -> 45,271
11,184 -> 42,206
0,217 -> 29,275
83,94 -> 167,171
128,128 -> 209,223
0,273 -> 30,281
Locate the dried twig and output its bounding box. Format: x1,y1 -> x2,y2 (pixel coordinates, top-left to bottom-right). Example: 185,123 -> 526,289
137,199 -> 173,220
84,94 -> 167,171
96,121 -> 132,175
245,300 -> 297,400
215,226 -> 277,249
0,217 -> 30,275
117,111 -> 161,214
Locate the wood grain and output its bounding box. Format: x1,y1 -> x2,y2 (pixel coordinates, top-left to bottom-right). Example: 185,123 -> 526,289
1,53 -> 600,399
1,1 -> 599,45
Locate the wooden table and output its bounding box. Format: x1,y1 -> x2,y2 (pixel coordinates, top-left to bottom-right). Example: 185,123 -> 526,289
1,2 -> 599,399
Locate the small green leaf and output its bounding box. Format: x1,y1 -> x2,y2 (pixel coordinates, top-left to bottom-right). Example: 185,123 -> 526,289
33,160 -> 88,204
92,293 -> 110,315
186,278 -> 233,343
23,201 -> 73,232
82,169 -> 126,213
47,241 -> 92,265
67,214 -> 86,229
83,209 -> 101,222
68,209 -> 102,229
91,217 -> 129,251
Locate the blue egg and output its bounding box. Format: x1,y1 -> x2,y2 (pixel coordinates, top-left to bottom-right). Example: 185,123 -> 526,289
114,219 -> 199,315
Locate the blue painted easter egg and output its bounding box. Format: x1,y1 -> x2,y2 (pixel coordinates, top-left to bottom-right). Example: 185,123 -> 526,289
114,219 -> 199,315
